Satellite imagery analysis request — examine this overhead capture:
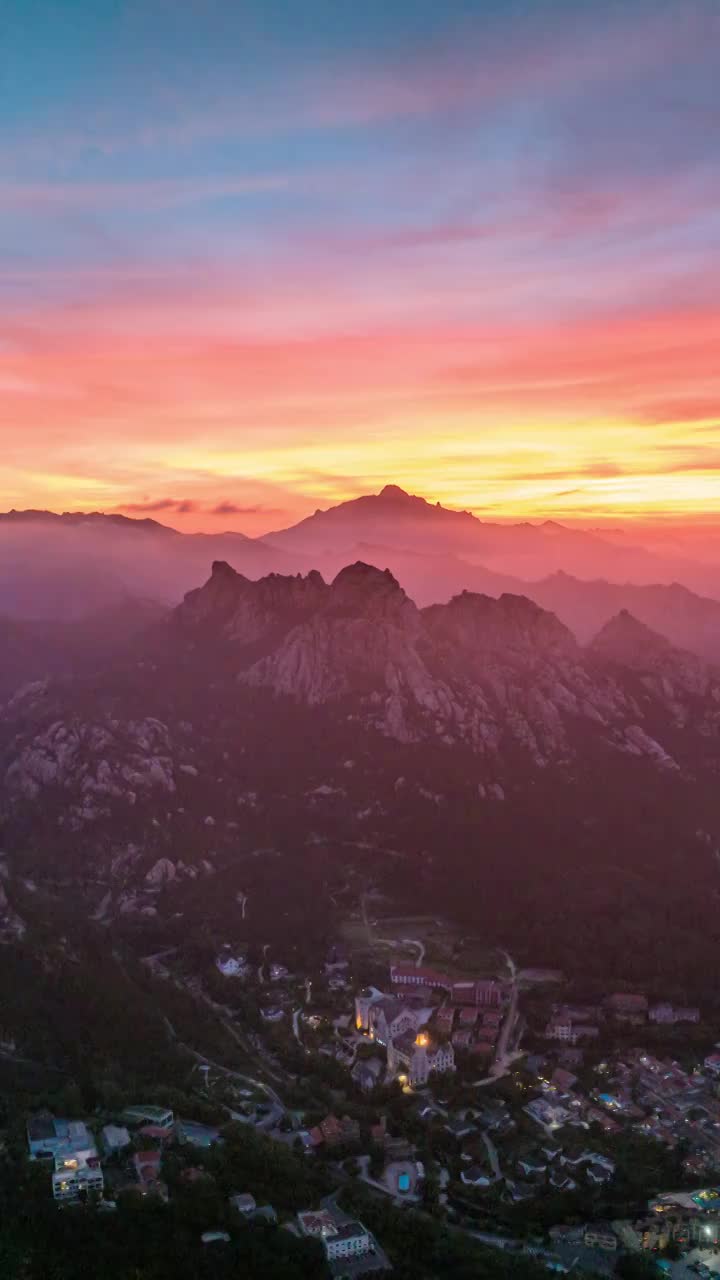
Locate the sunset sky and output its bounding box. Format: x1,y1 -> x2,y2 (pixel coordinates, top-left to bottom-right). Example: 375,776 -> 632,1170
1,0 -> 719,534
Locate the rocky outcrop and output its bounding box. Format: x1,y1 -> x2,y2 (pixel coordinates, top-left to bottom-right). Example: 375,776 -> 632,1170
170,562 -> 720,767
591,611 -> 713,701
176,560 -> 327,646
2,689 -> 178,830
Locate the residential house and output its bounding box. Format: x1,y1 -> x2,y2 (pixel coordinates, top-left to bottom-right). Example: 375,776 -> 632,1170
101,1124 -> 131,1154
133,1149 -> 165,1196
444,1115 -> 476,1140
551,1068 -> 578,1092
216,951 -> 248,978
583,1228 -> 618,1251
649,1003 -> 700,1025
52,1163 -> 104,1202
230,1192 -> 256,1214
27,1114 -> 96,1164
298,1209 -> 343,1238
122,1105 -> 174,1129
310,1114 -> 360,1148
461,1166 -> 491,1187
545,1017 -> 574,1042
261,1006 -> 284,1022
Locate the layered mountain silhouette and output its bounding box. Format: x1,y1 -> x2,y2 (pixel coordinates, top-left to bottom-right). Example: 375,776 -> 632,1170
3,484 -> 720,674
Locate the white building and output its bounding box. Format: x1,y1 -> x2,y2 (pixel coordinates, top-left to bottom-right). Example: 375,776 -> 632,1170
324,1221 -> 371,1261
52,1163 -> 104,1202
354,987 -> 384,1032
368,997 -> 426,1047
387,1029 -> 455,1087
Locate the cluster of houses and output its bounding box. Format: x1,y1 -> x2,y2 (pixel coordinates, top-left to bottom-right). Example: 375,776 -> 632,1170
594,1049 -> 720,1171
27,1104 -> 224,1204
545,993 -> 700,1045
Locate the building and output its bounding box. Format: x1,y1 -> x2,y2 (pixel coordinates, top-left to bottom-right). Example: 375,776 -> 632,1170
325,1221 -> 372,1262
649,1003 -> 700,1024
101,1124 -> 131,1154
260,1006 -> 284,1022
387,1029 -> 455,1087
27,1114 -> 97,1164
606,993 -> 648,1022
461,1166 -> 491,1187
390,965 -> 451,991
583,1227 -> 618,1251
368,997 -> 427,1048
52,1163 -> 104,1202
229,1192 -> 256,1214
298,1209 -> 341,1238
354,987 -> 385,1032
131,1149 -> 168,1199
451,979 -> 502,1008
216,951 -> 248,978
122,1105 -> 174,1129
545,1017 -> 574,1042
309,1114 -> 361,1148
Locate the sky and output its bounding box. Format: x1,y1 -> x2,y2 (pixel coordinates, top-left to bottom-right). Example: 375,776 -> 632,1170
1,0 -> 719,535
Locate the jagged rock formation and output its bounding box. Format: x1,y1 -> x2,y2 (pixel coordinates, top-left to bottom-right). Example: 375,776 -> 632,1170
172,561 -> 719,767
2,561 -> 720,859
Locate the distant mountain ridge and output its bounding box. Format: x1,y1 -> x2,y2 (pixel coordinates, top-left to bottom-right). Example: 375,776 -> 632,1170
4,490 -> 720,664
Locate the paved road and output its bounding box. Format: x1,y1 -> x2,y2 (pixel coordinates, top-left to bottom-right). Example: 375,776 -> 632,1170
481,1130 -> 502,1180
257,942 -> 270,984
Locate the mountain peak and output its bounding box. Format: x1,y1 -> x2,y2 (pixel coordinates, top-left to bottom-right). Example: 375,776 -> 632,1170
211,559 -> 238,579
378,484 -> 413,502
329,560 -> 413,619
591,609 -> 671,663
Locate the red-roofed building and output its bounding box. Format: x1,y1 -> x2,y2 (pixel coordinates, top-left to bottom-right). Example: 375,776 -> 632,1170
390,965 -> 451,991
451,980 -> 502,1008
436,1007 -> 455,1033
139,1124 -> 173,1142
312,1114 -> 360,1147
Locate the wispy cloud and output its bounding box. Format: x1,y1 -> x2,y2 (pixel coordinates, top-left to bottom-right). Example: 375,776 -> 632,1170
121,498 -> 197,514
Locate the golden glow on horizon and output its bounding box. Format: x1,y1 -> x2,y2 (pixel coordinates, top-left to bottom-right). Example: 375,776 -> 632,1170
2,291 -> 719,533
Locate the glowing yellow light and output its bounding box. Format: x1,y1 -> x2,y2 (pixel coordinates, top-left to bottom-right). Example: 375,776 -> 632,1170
415,1033 -> 429,1047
